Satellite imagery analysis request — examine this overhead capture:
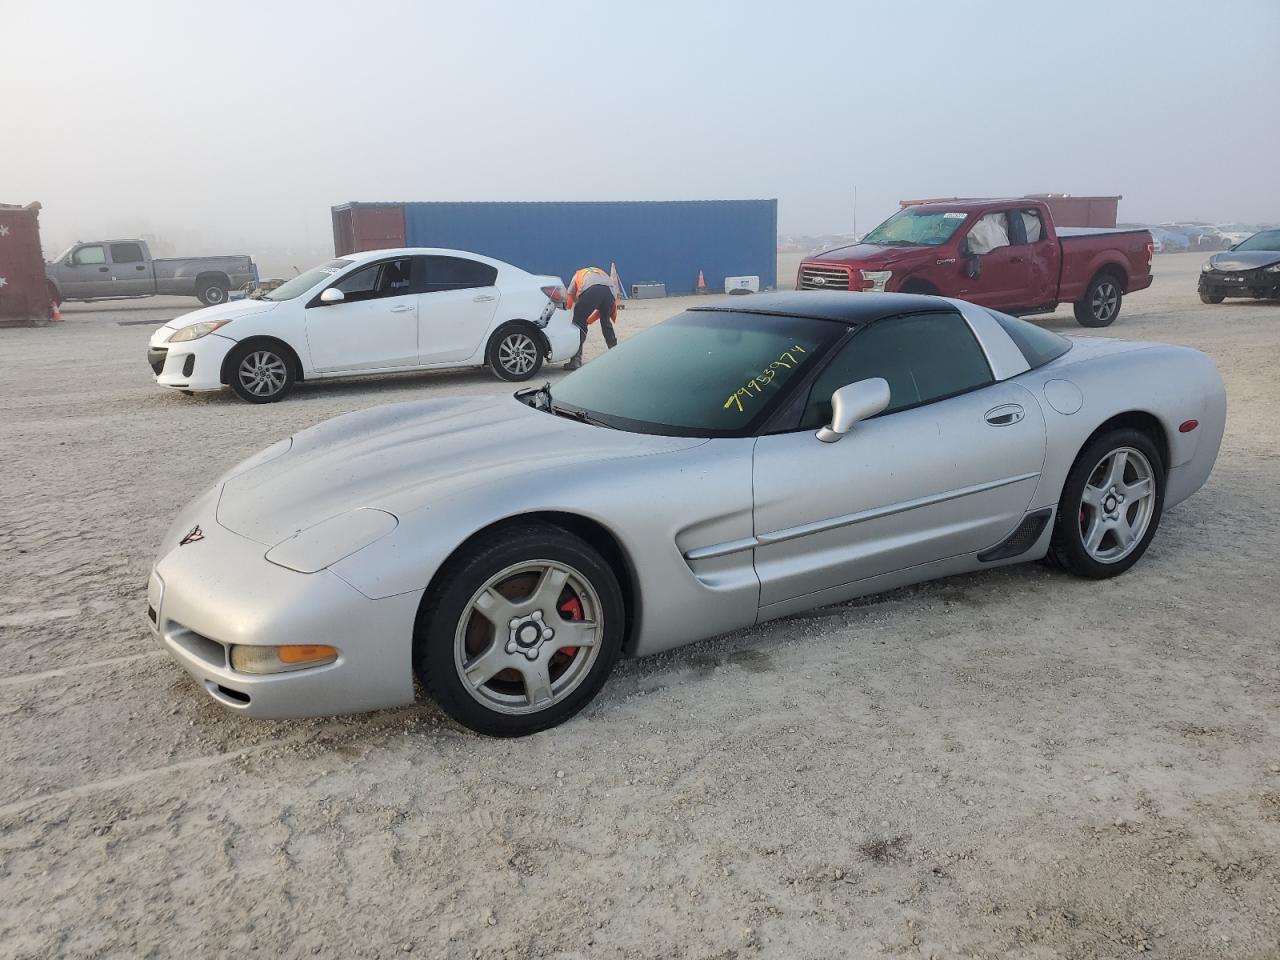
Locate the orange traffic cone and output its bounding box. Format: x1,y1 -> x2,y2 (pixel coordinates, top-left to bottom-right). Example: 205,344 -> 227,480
609,262 -> 626,308
50,300 -> 63,322
696,270 -> 708,294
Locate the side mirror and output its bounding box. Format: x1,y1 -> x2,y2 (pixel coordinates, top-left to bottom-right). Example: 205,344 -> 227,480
965,254 -> 982,279
816,378 -> 891,443
319,287 -> 345,304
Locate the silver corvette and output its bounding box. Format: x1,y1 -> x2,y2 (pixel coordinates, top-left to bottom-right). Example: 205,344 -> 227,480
149,292 -> 1225,736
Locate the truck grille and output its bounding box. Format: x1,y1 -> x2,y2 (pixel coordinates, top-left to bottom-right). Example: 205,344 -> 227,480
799,263 -> 853,291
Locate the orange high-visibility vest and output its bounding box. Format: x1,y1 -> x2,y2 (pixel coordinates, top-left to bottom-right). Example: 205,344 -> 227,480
564,267 -> 616,322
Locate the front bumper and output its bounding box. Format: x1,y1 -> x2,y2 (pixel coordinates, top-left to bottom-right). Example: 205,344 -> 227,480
1199,271 -> 1280,299
150,513 -> 421,718
146,332 -> 235,392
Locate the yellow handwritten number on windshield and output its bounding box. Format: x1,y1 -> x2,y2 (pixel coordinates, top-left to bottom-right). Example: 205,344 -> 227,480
724,345 -> 807,413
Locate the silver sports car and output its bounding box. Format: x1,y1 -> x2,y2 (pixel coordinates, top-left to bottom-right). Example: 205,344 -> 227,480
149,292 -> 1225,736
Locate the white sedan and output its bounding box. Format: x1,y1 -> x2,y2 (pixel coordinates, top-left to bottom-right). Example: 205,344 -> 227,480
146,248 -> 581,402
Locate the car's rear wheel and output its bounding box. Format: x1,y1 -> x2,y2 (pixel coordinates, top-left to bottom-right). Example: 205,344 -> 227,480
415,522 -> 625,736
487,324 -> 544,381
1199,290 -> 1225,304
197,277 -> 229,306
1047,428 -> 1164,579
227,341 -> 294,403
1073,273 -> 1123,327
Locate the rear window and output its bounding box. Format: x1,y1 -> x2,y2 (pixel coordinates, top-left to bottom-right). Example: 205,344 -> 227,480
989,310 -> 1071,368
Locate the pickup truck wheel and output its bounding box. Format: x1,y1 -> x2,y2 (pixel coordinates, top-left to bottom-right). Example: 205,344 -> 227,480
487,324 -> 544,382
1199,291 -> 1225,304
197,278 -> 229,306
1073,274 -> 1123,327
227,342 -> 294,403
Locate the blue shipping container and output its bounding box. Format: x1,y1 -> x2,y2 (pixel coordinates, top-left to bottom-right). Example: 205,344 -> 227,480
391,200 -> 776,296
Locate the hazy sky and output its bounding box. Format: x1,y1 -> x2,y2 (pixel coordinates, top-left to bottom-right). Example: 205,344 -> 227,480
4,0 -> 1278,259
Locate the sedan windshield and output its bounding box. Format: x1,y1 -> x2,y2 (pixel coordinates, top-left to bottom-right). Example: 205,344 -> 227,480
263,259 -> 352,301
548,310 -> 842,436
862,209 -> 969,247
1233,229 -> 1280,252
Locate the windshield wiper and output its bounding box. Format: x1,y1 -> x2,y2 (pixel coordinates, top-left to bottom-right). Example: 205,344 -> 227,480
549,402 -> 614,429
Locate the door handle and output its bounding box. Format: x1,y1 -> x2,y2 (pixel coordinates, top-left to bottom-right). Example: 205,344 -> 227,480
389,304 -> 413,313
136,265 -> 146,271
985,403 -> 1024,426
99,266 -> 109,272
473,294 -> 496,302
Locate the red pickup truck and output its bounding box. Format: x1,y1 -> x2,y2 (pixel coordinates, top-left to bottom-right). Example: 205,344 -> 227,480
798,199 -> 1153,326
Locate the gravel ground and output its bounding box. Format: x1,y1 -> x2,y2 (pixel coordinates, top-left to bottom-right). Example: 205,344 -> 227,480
2,252 -> 1278,959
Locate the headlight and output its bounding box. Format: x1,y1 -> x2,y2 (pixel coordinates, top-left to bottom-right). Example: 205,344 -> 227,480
860,270 -> 893,292
168,319 -> 232,342
1266,263 -> 1280,273
264,508 -> 398,573
230,644 -> 338,674
1201,263 -> 1213,272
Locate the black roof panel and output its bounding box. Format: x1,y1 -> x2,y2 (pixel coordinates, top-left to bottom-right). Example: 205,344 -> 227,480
688,291 -> 950,324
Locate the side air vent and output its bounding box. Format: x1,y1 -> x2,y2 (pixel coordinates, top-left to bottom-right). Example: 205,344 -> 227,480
978,508 -> 1052,562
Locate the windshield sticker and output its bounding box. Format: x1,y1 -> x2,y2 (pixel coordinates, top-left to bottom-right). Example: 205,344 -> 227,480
724,345 -> 807,413
943,212 -> 967,219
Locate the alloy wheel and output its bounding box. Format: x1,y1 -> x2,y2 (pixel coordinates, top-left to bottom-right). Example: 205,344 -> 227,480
1091,281 -> 1119,323
1078,446 -> 1156,563
498,333 -> 537,376
237,350 -> 288,398
453,560 -> 603,715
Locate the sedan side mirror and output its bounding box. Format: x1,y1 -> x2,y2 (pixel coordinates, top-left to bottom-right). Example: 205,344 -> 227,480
319,287 -> 345,304
817,378 -> 891,443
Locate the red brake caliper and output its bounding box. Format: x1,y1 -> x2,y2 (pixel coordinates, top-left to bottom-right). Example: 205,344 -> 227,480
557,596 -> 583,656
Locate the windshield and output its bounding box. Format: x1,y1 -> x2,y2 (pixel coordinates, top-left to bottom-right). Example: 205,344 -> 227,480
861,208 -> 969,247
263,259 -> 352,300
547,310 -> 842,436
1234,230 -> 1280,252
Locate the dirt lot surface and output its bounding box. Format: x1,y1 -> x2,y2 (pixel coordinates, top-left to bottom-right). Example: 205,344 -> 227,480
2,252 -> 1278,959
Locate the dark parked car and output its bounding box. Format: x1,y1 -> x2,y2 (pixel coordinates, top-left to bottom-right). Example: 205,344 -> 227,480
1198,229 -> 1280,304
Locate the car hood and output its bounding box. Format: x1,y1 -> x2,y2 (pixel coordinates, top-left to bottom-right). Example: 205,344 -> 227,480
216,395 -> 706,547
808,242 -> 928,266
1206,251 -> 1280,271
161,298 -> 281,333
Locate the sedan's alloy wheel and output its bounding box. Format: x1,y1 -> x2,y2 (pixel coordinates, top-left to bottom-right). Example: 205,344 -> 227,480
498,333 -> 537,376
238,350 -> 288,398
1078,446 -> 1156,564
453,560 -> 603,715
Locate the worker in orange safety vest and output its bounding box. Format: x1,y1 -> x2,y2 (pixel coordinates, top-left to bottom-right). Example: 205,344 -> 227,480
563,266 -> 618,370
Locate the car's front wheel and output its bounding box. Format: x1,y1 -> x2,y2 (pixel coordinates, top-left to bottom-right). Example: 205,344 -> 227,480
1199,290 -> 1225,304
415,522 -> 625,736
227,341 -> 295,403
1047,428 -> 1165,579
487,324 -> 544,382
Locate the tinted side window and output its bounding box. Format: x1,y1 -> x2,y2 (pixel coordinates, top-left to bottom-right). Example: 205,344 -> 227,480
73,245 -> 106,265
331,258 -> 415,303
801,311 -> 993,428
988,309 -> 1071,368
422,256 -> 497,292
110,242 -> 145,263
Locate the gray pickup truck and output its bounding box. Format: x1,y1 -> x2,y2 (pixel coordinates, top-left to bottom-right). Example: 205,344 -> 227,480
46,239 -> 257,306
